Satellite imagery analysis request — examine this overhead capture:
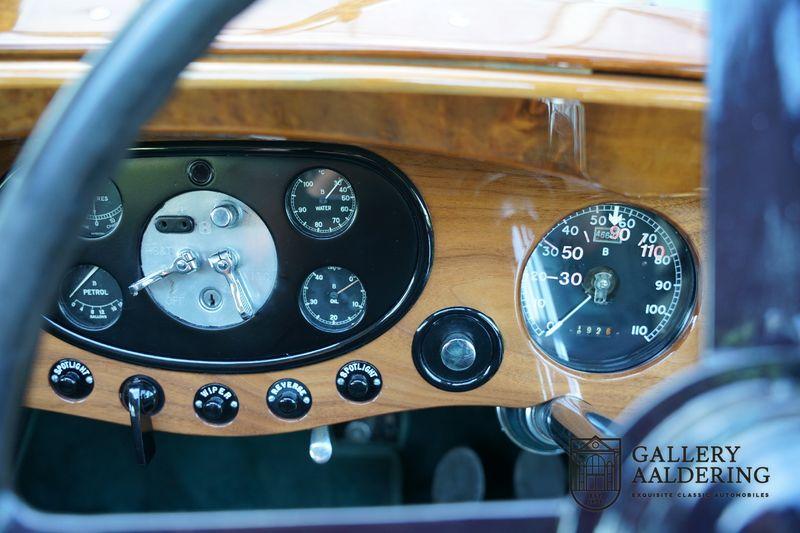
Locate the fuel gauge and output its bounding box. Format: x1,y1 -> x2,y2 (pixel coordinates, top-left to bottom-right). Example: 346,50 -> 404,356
58,265 -> 124,331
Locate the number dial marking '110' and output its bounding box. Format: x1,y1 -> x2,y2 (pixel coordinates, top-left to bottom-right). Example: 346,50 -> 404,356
520,203 -> 697,373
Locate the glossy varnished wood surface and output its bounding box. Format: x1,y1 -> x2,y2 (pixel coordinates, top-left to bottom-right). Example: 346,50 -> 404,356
24,148 -> 702,435
0,75 -> 704,197
0,0 -> 706,78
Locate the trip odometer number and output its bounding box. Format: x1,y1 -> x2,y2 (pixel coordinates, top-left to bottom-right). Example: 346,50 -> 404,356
286,168 -> 357,238
519,203 -> 696,373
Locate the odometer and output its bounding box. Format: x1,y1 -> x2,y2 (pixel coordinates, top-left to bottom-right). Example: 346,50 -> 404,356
520,203 -> 696,373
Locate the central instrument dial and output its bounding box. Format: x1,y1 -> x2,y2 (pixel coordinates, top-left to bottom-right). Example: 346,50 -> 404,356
137,191 -> 278,329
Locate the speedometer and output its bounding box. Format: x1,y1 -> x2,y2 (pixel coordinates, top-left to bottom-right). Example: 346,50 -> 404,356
519,203 -> 696,373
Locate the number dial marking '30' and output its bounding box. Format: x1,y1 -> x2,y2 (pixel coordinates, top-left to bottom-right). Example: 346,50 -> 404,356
520,203 -> 697,373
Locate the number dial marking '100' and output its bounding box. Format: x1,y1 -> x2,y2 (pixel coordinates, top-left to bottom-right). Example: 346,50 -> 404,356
287,168 -> 357,238
519,203 -> 697,373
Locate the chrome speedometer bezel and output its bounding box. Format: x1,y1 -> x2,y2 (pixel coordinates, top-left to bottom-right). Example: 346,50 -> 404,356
518,202 -> 699,374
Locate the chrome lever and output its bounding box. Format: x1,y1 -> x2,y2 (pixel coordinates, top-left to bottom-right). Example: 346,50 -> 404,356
129,249 -> 199,296
309,425 -> 333,464
208,249 -> 254,319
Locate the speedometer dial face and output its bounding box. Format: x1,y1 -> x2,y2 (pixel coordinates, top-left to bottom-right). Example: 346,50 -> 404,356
80,179 -> 123,239
520,203 -> 696,373
300,266 -> 367,333
286,168 -> 357,238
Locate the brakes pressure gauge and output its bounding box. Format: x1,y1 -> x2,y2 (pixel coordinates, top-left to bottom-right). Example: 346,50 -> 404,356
286,168 -> 357,238
80,178 -> 123,239
58,265 -> 124,331
519,203 -> 696,373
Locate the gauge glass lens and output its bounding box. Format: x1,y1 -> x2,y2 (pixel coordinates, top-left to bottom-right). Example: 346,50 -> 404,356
520,203 -> 696,373
58,265 -> 124,331
300,266 -> 367,333
81,179 -> 123,239
286,168 -> 357,238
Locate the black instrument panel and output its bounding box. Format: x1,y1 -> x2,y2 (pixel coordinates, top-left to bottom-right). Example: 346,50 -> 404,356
45,142 -> 433,372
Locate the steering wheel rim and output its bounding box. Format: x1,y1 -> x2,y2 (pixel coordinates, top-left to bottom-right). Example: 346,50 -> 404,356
0,0 -> 256,512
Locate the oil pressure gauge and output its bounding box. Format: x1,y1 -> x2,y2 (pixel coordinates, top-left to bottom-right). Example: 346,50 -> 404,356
300,266 -> 367,333
58,265 -> 124,331
520,203 -> 696,373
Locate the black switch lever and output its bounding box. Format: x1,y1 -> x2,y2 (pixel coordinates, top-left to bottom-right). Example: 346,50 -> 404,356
120,376 -> 164,465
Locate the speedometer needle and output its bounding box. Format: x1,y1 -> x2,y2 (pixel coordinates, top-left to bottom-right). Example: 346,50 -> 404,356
544,295 -> 591,337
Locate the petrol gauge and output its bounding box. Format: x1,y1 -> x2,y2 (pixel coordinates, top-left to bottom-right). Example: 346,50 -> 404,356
286,168 -> 357,238
80,178 -> 123,239
300,266 -> 367,333
519,203 -> 696,373
58,265 -> 124,331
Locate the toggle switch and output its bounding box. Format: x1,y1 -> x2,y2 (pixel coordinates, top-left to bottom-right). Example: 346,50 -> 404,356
120,375 -> 164,465
129,249 -> 199,296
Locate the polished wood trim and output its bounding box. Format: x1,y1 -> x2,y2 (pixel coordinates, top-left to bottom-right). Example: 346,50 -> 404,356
0,61 -> 707,110
0,0 -> 706,78
0,71 -> 704,197
24,148 -> 702,435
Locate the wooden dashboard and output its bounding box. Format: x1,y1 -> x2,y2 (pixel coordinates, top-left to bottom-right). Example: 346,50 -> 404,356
0,0 -> 706,436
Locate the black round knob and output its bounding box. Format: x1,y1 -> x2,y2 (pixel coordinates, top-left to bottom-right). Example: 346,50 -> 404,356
278,390 -> 300,414
346,373 -> 370,399
187,159 -> 214,186
266,379 -> 312,420
202,396 -> 225,421
336,361 -> 382,402
49,359 -> 94,401
56,371 -> 81,396
413,307 -> 503,392
194,384 -> 239,425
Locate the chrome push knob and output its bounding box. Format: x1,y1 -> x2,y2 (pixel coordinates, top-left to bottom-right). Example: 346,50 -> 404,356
210,204 -> 239,228
440,334 -> 476,371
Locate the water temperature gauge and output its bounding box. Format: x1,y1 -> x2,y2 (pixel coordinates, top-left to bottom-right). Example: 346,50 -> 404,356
58,265 -> 124,331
